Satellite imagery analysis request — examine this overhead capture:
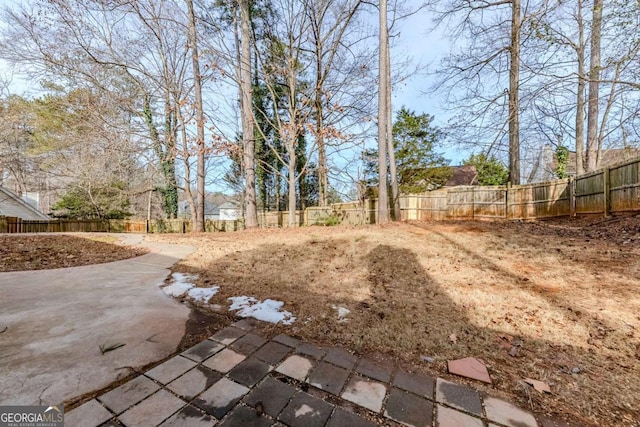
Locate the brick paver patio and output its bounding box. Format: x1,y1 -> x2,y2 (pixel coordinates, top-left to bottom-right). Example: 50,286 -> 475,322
66,318 -> 541,427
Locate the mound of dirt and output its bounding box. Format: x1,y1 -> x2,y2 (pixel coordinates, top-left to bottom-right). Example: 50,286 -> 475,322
0,234 -> 148,271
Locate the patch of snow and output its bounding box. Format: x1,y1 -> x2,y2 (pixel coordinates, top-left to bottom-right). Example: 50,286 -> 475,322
229,296 -> 258,310
228,296 -> 296,325
162,272 -> 197,297
187,286 -> 220,303
331,304 -> 350,322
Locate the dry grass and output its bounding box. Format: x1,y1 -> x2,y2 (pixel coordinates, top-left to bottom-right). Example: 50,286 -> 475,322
151,218 -> 640,426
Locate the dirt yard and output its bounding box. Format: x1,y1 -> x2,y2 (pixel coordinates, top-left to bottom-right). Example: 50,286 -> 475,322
152,215 -> 640,426
0,234 -> 147,271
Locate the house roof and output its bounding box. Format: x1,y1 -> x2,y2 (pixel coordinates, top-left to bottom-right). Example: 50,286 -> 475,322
0,186 -> 50,220
445,165 -> 478,187
554,148 -> 640,176
218,201 -> 240,210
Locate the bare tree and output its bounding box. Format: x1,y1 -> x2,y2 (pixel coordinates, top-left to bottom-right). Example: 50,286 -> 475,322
304,0 -> 367,207
186,0 -> 206,231
253,0 -> 315,226
240,0 -> 258,228
509,0 -> 521,184
377,0 -> 390,224
585,0 -> 602,172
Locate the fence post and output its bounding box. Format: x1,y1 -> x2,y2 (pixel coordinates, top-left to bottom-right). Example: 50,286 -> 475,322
603,167 -> 611,217
505,183 -> 511,219
569,177 -> 575,217
471,187 -> 475,220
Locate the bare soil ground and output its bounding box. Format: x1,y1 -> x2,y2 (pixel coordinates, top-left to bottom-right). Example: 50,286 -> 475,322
0,234 -> 147,271
151,215 -> 640,426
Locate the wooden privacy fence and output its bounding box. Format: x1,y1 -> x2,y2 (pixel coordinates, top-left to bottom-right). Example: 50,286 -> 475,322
2,157 -> 640,233
0,217 -> 244,234
575,159 -> 640,215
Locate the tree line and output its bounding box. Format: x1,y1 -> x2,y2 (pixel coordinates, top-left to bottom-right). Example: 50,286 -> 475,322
1,0 -> 637,227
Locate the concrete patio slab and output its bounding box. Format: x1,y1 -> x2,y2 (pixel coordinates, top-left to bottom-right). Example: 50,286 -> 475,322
0,235 -> 194,407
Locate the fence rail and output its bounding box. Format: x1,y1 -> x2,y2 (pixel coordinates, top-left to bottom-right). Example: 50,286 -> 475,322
3,157 -> 640,233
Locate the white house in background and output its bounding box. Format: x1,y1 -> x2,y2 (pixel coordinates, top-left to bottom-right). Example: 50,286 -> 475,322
0,186 -> 50,220
218,201 -> 241,220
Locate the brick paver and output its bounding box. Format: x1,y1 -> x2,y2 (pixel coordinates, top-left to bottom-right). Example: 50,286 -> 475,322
119,389 -> 185,427
307,361 -> 350,395
145,356 -> 197,384
166,365 -> 221,400
356,358 -> 393,383
484,396 -> 538,427
276,354 -> 314,381
272,333 -> 301,348
435,378 -> 483,416
228,358 -> 272,387
341,375 -> 387,413
328,408 -> 377,427
244,376 -> 297,417
210,326 -> 245,345
193,377 -> 249,419
218,405 -> 273,427
181,339 -> 224,362
278,391 -> 334,427
66,320 -> 561,427
393,370 -> 435,399
231,318 -> 260,331
203,348 -> 246,373
65,399 -> 113,427
296,342 -> 326,359
384,388 -> 433,427
324,347 -> 358,370
253,340 -> 292,365
98,375 -> 160,414
436,404 -> 484,427
158,405 -> 215,427
229,333 -> 267,355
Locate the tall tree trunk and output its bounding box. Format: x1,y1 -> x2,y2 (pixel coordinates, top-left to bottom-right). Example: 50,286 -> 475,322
186,0 -> 205,232
176,105 -> 197,227
575,0 -> 585,175
287,138 -> 297,227
385,31 -> 399,220
377,0 -> 389,224
240,0 -> 258,228
508,0 -> 521,185
586,0 -> 603,172
315,64 -> 328,207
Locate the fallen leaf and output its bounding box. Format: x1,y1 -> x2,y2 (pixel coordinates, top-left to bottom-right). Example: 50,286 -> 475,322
449,333 -> 457,344
509,346 -> 521,357
524,378 -> 551,394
